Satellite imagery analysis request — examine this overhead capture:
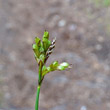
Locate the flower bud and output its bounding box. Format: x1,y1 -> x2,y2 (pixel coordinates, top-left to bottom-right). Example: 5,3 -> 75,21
60,62 -> 69,68
57,65 -> 65,70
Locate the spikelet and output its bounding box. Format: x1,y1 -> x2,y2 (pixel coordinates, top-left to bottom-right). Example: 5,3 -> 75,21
46,37 -> 56,56
44,38 -> 56,63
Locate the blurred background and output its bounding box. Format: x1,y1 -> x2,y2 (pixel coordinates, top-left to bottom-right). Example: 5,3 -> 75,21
0,0 -> 110,110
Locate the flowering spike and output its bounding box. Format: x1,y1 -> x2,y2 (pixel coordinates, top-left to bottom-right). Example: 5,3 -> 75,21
32,31 -> 70,110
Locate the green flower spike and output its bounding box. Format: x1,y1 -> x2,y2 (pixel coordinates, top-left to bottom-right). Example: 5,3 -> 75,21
33,31 -> 70,110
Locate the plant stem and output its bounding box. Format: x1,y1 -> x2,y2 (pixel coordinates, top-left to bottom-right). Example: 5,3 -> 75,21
35,62 -> 43,110
35,85 -> 41,110
38,62 -> 42,84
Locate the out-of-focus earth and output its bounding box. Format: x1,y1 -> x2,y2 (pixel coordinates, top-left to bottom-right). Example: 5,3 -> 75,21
0,0 -> 110,110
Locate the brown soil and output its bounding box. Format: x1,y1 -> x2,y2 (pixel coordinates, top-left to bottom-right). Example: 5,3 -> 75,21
0,0 -> 110,110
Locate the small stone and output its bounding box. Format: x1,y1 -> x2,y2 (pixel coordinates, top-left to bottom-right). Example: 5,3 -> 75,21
51,104 -> 67,110
58,20 -> 66,27
27,37 -> 33,44
93,62 -> 100,70
52,75 -> 69,84
98,36 -> 104,42
5,23 -> 15,30
80,106 -> 87,110
95,44 -> 102,50
104,64 -> 109,71
5,92 -> 11,99
107,102 -> 110,108
0,64 -> 4,71
69,24 -> 77,31
9,52 -> 16,62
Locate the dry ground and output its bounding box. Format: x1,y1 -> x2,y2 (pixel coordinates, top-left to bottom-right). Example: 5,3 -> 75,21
0,0 -> 110,110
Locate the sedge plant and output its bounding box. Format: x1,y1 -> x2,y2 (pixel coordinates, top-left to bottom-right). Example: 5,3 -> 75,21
32,31 -> 70,110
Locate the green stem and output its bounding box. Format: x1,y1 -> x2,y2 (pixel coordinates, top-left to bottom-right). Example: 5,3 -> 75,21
35,85 -> 41,110
38,62 -> 42,84
35,62 -> 43,110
